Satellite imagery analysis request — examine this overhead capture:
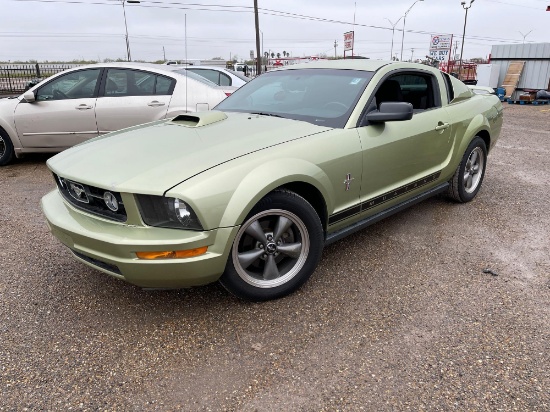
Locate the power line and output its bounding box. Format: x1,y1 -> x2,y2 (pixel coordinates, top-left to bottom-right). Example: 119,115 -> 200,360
5,0 -> 544,47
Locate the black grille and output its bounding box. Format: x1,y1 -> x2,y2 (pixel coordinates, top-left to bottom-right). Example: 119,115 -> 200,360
72,250 -> 122,275
54,173 -> 127,222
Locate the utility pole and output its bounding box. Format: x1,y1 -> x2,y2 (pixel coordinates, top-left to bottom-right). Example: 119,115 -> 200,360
163,46 -> 166,61
254,0 -> 261,75
334,40 -> 338,59
411,48 -> 415,62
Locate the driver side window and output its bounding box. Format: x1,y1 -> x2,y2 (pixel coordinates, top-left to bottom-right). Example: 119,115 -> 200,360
375,73 -> 438,111
36,69 -> 101,101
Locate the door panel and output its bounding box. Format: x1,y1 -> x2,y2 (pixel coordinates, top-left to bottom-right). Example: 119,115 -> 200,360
14,68 -> 101,148
95,68 -> 172,133
15,99 -> 99,148
95,95 -> 171,132
357,108 -> 452,203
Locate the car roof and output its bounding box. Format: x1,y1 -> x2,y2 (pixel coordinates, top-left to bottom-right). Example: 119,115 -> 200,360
272,59 -> 435,72
64,62 -> 184,77
182,66 -> 229,71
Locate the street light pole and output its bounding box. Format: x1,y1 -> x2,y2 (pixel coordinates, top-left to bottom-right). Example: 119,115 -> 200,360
458,0 -> 475,81
121,0 -> 140,62
260,29 -> 264,68
400,0 -> 424,61
519,30 -> 533,44
385,17 -> 403,60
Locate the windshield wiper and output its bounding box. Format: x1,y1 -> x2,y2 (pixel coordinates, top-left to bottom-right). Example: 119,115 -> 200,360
250,112 -> 285,118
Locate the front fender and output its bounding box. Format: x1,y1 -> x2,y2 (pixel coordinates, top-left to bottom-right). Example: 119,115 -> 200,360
166,156 -> 333,230
220,158 -> 333,228
0,99 -> 23,155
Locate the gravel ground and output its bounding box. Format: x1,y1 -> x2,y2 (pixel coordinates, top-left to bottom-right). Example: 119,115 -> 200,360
1,104 -> 549,411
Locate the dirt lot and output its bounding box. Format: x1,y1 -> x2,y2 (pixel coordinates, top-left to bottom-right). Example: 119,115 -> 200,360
0,104 -> 549,411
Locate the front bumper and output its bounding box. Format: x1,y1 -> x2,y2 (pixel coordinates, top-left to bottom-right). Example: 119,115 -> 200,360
41,190 -> 239,288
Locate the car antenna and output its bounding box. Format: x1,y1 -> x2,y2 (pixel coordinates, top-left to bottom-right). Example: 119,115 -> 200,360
185,13 -> 188,113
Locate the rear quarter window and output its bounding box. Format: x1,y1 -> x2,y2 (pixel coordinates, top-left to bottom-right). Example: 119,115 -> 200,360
442,72 -> 454,102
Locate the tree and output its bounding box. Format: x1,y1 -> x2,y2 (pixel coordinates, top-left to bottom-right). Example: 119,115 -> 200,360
283,51 -> 287,57
271,52 -> 275,58
277,53 -> 280,58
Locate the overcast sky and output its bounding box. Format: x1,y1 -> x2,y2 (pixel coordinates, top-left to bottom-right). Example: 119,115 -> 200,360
1,0 -> 549,63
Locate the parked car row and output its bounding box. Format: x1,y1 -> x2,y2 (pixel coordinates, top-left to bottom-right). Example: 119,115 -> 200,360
0,62 -> 239,166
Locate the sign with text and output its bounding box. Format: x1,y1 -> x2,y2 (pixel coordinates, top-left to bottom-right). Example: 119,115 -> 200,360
344,31 -> 354,51
429,34 -> 452,62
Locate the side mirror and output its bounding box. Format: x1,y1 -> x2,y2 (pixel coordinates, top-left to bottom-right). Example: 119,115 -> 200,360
366,102 -> 413,124
23,91 -> 36,103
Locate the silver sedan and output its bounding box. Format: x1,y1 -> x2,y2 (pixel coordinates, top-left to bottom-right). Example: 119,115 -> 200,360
0,62 -> 230,166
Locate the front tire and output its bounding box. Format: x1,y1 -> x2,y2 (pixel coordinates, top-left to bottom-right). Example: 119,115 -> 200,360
0,130 -> 15,166
448,137 -> 487,203
220,190 -> 324,301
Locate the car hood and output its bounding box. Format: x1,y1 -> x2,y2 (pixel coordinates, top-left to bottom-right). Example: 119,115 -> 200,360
47,111 -> 330,195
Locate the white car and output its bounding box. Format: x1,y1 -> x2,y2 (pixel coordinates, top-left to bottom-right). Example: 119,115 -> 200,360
173,66 -> 250,88
0,62 -> 229,166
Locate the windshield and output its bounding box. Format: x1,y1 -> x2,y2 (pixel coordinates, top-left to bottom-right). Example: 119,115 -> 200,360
215,68 -> 374,128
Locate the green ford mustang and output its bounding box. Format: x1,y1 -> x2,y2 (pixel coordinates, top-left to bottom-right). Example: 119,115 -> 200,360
41,60 -> 504,301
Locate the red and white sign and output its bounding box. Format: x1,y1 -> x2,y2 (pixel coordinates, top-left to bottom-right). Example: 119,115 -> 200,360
344,31 -> 354,51
429,34 -> 453,63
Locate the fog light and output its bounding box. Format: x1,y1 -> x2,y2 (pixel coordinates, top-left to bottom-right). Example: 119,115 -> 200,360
136,246 -> 208,260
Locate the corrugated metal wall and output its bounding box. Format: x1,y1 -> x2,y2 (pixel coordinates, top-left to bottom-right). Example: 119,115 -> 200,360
490,43 -> 550,99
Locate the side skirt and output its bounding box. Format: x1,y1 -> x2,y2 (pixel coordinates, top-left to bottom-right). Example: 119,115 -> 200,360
325,183 -> 449,246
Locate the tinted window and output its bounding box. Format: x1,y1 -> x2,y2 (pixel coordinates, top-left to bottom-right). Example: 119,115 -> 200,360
103,69 -> 175,96
189,69 -> 220,85
442,72 -> 454,102
173,70 -> 218,87
376,73 -> 438,111
226,69 -> 250,82
155,75 -> 175,95
36,69 -> 101,101
219,73 -> 231,86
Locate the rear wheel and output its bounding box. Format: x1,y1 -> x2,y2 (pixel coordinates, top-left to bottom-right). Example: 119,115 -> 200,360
220,190 -> 324,301
448,137 -> 487,202
0,130 -> 15,166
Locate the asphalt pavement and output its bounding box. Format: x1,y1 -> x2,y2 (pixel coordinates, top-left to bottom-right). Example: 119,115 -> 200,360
0,104 -> 548,410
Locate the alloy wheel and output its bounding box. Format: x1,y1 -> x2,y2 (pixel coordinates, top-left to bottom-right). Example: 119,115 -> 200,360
232,209 -> 310,288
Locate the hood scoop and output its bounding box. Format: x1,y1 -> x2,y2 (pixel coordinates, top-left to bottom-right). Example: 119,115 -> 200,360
170,110 -> 228,128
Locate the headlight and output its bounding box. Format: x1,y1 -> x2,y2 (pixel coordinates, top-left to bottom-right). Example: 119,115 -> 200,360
135,194 -> 203,230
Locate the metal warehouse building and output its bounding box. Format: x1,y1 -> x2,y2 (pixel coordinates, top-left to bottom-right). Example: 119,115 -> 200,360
490,43 -> 550,100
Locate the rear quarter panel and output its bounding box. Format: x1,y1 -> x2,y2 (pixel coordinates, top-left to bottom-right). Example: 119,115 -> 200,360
441,93 -> 503,181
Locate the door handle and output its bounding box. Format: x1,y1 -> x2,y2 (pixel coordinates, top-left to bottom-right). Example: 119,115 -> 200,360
75,104 -> 93,110
435,122 -> 450,131
148,101 -> 166,107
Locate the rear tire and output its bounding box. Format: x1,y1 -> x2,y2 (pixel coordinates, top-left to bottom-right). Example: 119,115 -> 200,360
220,190 -> 324,301
448,137 -> 487,203
0,129 -> 15,166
